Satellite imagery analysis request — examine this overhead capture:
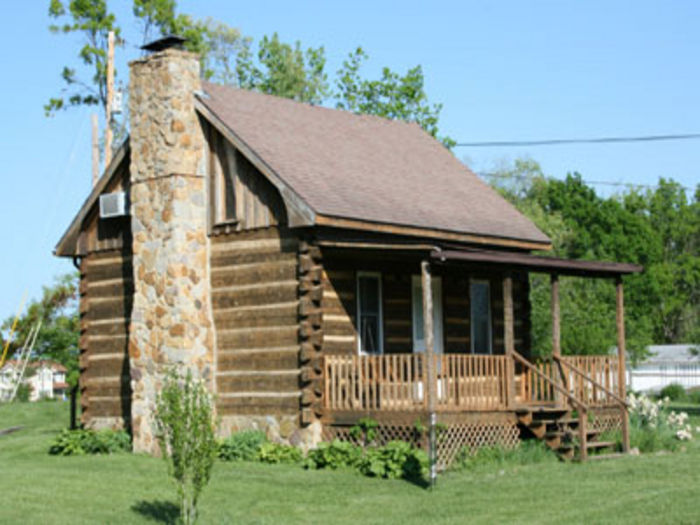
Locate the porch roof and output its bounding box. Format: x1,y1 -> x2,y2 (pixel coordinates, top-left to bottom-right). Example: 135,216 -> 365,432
432,248 -> 643,278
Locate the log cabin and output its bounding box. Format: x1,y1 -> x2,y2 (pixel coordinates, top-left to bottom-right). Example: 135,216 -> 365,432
55,37 -> 642,464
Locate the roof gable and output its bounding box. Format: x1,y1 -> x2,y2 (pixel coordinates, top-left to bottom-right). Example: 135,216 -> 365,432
197,82 -> 550,248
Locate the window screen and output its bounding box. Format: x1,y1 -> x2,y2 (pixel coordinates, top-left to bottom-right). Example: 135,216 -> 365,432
470,281 -> 492,354
357,274 -> 382,354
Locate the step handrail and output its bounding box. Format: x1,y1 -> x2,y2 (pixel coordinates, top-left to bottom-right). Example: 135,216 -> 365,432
512,351 -> 589,412
554,356 -> 629,409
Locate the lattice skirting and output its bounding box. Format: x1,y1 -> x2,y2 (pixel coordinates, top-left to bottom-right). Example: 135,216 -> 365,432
590,409 -> 623,434
323,419 -> 520,471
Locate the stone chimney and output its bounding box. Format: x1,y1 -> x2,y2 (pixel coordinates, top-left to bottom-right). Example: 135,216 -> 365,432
127,39 -> 214,453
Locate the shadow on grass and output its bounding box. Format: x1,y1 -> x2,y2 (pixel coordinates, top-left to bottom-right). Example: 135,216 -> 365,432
131,500 -> 179,524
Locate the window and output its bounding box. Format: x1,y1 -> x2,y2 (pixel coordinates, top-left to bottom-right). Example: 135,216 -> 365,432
357,273 -> 383,354
470,280 -> 492,354
210,133 -> 236,224
412,275 -> 443,353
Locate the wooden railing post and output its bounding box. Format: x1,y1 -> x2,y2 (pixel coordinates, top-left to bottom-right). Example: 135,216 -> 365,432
616,276 -> 630,453
503,274 -> 516,408
551,274 -> 565,406
421,261 -> 437,487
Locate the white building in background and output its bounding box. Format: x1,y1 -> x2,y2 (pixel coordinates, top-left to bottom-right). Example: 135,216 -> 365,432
627,344 -> 700,393
0,360 -> 68,401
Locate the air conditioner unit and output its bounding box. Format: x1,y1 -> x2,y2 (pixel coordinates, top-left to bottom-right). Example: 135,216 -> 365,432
99,192 -> 128,219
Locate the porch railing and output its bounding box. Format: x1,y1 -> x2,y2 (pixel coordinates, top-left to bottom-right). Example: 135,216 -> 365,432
518,354 -> 621,408
323,354 -> 512,412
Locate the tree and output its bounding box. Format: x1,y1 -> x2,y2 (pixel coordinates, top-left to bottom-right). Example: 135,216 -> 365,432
46,0 -> 121,115
49,1 -> 454,147
335,48 -> 455,148
155,369 -> 217,525
1,273 -> 79,384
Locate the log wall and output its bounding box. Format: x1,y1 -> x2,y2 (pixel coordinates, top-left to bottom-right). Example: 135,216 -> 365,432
207,124 -> 288,232
79,249 -> 133,429
320,252 -> 531,358
211,227 -> 301,418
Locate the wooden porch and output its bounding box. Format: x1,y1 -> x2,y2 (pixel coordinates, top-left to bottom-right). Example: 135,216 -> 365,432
323,353 -> 622,414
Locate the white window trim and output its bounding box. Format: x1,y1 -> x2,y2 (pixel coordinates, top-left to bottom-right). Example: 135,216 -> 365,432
411,275 -> 443,354
470,279 -> 493,355
356,272 -> 383,355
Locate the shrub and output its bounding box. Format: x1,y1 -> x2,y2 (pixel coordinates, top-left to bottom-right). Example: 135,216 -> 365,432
660,383 -> 686,402
452,440 -> 555,471
357,441 -> 427,481
49,428 -> 131,456
155,369 -> 217,525
627,392 -> 695,452
218,431 -> 267,461
257,442 -> 303,464
304,440 -> 363,470
15,383 -> 31,402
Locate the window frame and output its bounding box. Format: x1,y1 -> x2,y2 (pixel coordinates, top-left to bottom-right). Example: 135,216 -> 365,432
470,279 -> 493,355
356,271 -> 384,356
208,129 -> 238,229
411,274 -> 444,354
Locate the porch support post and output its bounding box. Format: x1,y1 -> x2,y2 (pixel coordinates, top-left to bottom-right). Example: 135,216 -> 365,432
616,276 -> 630,453
421,260 -> 437,487
503,274 -> 515,408
551,274 -> 561,358
551,274 -> 564,405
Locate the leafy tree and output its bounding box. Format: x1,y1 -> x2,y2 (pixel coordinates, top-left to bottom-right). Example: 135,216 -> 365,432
1,273 -> 79,385
50,1 -> 453,146
46,0 -> 121,115
335,48 -> 454,147
156,369 -> 217,525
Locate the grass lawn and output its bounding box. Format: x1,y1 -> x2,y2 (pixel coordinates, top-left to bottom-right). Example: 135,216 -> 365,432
2,402 -> 700,524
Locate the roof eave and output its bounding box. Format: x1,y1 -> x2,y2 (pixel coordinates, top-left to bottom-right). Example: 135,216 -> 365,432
54,140 -> 131,257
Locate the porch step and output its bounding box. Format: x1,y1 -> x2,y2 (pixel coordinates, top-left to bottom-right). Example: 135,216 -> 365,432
517,408 -> 624,463
586,440 -> 617,450
588,452 -> 627,461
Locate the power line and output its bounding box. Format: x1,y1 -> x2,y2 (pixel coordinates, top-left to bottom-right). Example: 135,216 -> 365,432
456,133 -> 700,148
477,171 -> 694,192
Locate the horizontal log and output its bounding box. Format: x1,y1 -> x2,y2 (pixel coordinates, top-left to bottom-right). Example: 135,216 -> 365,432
217,394 -> 300,415
217,372 -> 300,393
213,304 -> 297,329
87,334 -> 130,355
218,348 -> 299,371
212,281 -> 298,309
87,279 -> 133,298
217,325 -> 298,349
84,397 -> 130,418
88,297 -> 133,320
322,338 -> 355,355
322,317 -> 355,337
87,262 -> 132,282
211,250 -> 297,269
211,260 -> 297,288
83,356 -> 129,379
88,318 -> 130,336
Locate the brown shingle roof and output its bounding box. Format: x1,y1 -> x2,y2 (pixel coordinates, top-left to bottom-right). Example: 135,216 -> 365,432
198,83 -> 550,246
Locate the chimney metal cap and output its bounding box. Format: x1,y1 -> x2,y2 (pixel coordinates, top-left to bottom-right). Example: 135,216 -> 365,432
141,35 -> 187,52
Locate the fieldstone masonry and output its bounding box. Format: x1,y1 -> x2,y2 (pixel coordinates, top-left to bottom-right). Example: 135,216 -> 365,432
127,48 -> 215,453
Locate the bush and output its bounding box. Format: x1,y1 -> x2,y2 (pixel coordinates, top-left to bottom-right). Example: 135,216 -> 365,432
49,428 -> 131,456
627,392 -> 695,452
304,440 -> 363,470
15,383 -> 31,402
452,440 -> 555,471
357,441 -> 428,481
155,370 -> 217,525
660,383 -> 686,402
257,442 -> 303,464
218,431 -> 267,461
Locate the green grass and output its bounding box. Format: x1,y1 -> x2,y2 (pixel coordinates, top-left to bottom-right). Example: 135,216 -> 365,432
2,403 -> 700,524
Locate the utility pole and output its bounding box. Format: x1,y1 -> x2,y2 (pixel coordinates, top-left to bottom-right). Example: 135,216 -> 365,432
91,113 -> 99,186
104,30 -> 115,167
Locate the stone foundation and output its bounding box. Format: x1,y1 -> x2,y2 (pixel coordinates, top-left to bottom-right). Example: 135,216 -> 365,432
220,416 -> 322,453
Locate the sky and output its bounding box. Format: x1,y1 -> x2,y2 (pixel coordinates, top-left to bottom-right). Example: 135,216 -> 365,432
0,0 -> 698,319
